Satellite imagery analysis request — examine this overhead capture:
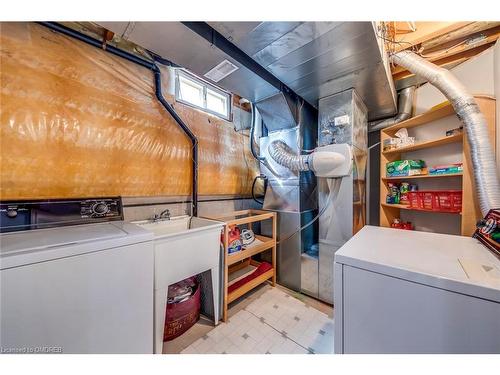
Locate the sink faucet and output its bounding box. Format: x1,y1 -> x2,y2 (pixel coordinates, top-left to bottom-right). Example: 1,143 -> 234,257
152,208 -> 170,222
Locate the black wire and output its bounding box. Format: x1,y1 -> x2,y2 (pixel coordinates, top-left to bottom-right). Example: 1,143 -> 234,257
249,102 -> 265,161
251,175 -> 267,205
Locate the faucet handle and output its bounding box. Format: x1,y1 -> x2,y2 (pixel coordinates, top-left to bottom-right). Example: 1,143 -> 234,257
160,208 -> 171,219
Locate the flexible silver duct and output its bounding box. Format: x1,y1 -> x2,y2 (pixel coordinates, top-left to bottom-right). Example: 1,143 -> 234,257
368,86 -> 416,132
390,50 -> 500,215
268,140 -> 312,172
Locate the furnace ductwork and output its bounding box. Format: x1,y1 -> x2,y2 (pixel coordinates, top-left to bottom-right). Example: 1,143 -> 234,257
268,140 -> 352,178
369,86 -> 416,132
390,50 -> 500,216
269,140 -> 312,172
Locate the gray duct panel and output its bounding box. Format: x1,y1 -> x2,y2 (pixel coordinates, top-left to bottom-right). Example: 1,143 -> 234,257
250,22 -> 342,67
266,25 -> 373,82
98,22 -> 279,102
298,62 -> 396,120
255,92 -> 298,132
209,22 -> 302,56
207,22 -> 397,119
261,211 -> 303,292
318,89 -> 368,303
100,21 -> 396,119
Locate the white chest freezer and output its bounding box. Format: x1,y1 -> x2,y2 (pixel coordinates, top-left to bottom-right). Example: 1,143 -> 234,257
334,226 -> 500,354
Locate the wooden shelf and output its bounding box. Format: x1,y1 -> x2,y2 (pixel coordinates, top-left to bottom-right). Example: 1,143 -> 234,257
381,203 -> 461,215
202,209 -> 276,322
382,133 -> 462,155
209,210 -> 274,226
227,235 -> 275,266
382,173 -> 463,181
379,95 -> 496,236
227,264 -> 257,287
227,269 -> 274,304
381,95 -> 491,134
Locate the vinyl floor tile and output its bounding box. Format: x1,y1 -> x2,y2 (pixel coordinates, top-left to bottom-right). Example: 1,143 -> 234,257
180,287 -> 334,354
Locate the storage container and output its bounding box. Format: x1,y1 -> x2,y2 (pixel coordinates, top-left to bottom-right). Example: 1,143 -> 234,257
407,190 -> 462,213
163,278 -> 201,342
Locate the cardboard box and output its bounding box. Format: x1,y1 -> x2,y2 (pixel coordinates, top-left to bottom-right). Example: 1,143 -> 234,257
386,160 -> 426,177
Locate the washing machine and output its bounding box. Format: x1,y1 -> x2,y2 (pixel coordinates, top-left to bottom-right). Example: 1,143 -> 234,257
0,197 -> 154,354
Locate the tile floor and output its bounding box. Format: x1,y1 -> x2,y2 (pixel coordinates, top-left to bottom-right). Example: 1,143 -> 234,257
179,287 -> 334,354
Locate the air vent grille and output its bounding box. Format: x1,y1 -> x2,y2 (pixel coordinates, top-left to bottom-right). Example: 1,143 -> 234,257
204,59 -> 239,82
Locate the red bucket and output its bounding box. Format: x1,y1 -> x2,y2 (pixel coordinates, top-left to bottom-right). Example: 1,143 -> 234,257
163,278 -> 201,342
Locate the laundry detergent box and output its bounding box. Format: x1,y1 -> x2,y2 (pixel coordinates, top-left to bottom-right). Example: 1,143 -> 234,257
386,159 -> 426,177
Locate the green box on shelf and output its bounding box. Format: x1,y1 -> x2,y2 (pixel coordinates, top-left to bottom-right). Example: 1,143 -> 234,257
386,159 -> 426,177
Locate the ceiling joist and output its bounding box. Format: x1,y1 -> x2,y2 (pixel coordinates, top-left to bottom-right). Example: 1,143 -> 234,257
386,21 -> 500,84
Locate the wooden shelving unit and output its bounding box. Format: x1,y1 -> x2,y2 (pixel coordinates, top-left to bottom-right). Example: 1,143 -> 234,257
203,209 -> 276,322
380,95 -> 496,236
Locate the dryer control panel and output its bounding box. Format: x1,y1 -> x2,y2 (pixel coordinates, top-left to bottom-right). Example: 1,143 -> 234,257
80,198 -> 122,219
0,197 -> 123,233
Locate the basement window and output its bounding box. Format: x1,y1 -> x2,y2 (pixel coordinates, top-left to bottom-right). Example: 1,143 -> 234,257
175,69 -> 231,120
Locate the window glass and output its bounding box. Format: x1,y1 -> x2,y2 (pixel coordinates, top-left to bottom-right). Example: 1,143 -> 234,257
206,88 -> 227,116
175,70 -> 231,120
178,75 -> 204,107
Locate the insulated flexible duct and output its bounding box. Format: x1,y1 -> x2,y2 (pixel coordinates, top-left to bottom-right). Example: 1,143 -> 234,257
268,141 -> 351,177
390,50 -> 500,216
268,140 -> 312,172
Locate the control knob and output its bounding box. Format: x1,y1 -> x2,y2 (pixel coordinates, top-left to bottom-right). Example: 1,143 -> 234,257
92,202 -> 109,215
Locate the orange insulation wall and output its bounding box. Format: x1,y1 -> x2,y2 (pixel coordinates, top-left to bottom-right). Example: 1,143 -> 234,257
0,22 -> 259,200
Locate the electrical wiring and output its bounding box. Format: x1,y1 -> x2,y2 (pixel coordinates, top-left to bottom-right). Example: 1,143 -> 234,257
417,38 -> 469,58
375,22 -> 420,57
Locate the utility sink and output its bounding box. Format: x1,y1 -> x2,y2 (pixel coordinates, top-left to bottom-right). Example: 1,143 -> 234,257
133,215 -> 215,238
132,215 -> 223,354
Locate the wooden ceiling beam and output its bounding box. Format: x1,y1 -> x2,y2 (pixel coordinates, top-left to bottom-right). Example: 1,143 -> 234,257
392,42 -> 495,81
387,21 -> 500,84
391,27 -> 500,76
393,22 -> 473,52
421,21 -> 500,51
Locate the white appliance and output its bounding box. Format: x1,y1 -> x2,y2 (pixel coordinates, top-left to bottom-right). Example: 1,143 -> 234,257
334,226 -> 500,354
0,198 -> 154,354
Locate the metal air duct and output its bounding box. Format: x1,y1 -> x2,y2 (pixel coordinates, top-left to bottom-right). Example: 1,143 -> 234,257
390,50 -> 500,216
368,86 -> 416,132
255,91 -> 298,133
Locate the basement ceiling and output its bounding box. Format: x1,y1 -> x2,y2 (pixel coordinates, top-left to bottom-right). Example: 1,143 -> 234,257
98,22 -> 397,120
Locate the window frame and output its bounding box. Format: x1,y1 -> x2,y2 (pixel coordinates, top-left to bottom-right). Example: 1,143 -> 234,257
175,69 -> 232,121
